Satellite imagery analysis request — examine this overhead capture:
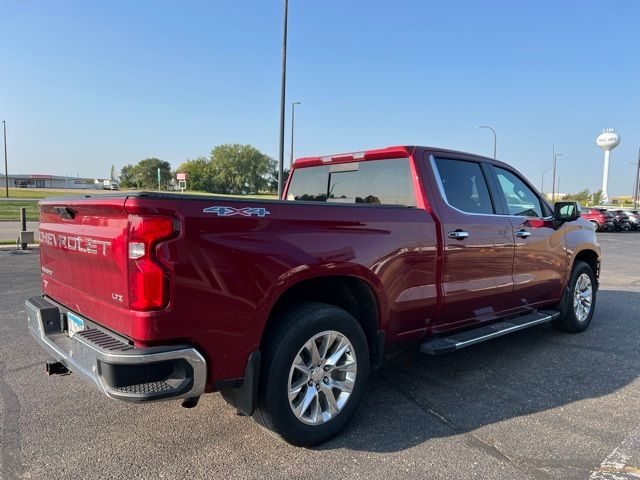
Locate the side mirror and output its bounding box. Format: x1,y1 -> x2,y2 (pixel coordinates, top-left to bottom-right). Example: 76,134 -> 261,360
553,201 -> 581,222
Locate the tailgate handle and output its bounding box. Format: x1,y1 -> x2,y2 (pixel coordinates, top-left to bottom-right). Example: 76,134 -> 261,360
53,206 -> 76,220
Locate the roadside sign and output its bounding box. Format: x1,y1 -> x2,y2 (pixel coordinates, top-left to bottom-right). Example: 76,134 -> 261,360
178,180 -> 187,193
157,168 -> 161,182
177,172 -> 187,181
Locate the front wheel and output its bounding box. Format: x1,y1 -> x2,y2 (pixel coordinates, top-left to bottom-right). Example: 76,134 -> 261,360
552,261 -> 596,332
254,302 -> 369,447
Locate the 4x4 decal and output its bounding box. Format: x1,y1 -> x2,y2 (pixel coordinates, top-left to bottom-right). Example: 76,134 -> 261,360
203,206 -> 270,217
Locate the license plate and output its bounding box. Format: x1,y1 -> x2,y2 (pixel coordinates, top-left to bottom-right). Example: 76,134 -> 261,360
67,312 -> 86,338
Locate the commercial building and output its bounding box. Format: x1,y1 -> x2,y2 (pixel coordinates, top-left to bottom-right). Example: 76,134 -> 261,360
0,174 -> 93,189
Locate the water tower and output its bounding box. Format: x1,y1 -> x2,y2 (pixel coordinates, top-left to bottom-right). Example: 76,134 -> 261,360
596,128 -> 621,204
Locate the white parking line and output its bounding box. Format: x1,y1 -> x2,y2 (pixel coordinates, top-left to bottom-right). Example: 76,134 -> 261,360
590,425 -> 640,479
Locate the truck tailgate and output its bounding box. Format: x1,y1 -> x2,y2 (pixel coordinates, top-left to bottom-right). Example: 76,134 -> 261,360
38,197 -> 130,323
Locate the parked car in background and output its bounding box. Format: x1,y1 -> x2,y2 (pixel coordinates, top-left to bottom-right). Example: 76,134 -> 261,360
94,179 -> 120,190
611,210 -> 632,231
581,208 -> 614,232
625,210 -> 640,230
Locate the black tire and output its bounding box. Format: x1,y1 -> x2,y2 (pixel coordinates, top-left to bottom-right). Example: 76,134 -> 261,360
590,220 -> 600,231
552,261 -> 596,333
254,302 -> 369,447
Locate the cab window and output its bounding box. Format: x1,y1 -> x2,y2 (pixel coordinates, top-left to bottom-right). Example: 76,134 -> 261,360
433,158 -> 494,215
287,158 -> 416,206
494,167 -> 544,218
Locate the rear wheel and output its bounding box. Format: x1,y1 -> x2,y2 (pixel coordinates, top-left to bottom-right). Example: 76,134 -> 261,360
589,220 -> 600,231
254,302 -> 369,447
552,261 -> 596,332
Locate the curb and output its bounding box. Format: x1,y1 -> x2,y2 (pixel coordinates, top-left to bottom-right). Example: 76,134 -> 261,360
0,244 -> 40,251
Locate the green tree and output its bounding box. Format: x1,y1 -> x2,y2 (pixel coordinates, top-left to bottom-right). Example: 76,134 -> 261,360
176,156 -> 217,192
110,164 -> 116,181
268,166 -> 289,193
118,158 -> 172,190
133,158 -> 172,190
119,164 -> 136,188
210,144 -> 275,194
174,145 -> 276,194
592,190 -> 603,206
572,189 -> 592,204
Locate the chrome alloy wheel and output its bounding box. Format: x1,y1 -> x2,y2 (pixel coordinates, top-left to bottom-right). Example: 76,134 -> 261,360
288,330 -> 357,425
573,273 -> 593,322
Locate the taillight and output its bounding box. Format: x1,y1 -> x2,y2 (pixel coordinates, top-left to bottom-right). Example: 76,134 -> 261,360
127,215 -> 177,310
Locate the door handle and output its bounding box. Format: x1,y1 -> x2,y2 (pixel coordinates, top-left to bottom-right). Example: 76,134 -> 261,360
448,230 -> 469,240
515,229 -> 531,238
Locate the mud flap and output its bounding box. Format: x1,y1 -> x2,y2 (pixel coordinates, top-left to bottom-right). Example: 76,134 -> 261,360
220,351 -> 261,416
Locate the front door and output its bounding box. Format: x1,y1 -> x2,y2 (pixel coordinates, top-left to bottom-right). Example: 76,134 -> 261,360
489,165 -> 567,306
429,156 -> 518,331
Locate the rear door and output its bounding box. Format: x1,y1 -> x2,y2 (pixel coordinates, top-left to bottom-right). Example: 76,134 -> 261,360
428,155 -> 518,330
487,165 -> 567,305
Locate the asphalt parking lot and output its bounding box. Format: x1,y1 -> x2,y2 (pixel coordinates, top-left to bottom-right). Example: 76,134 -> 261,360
1,233 -> 639,479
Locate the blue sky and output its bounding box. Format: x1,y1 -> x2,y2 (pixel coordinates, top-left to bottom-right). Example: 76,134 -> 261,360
1,0 -> 638,195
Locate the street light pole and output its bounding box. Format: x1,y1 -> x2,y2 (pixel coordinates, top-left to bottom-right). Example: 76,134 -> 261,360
541,168 -> 551,195
636,150 -> 640,209
630,151 -> 640,209
552,152 -> 562,202
476,125 -> 497,159
2,121 -> 7,198
277,0 -> 289,199
289,101 -> 301,170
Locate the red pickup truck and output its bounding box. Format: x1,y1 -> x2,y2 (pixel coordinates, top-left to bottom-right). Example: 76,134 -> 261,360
27,145 -> 600,446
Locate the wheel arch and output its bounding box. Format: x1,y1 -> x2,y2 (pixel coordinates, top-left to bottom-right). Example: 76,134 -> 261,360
573,248 -> 599,280
259,273 -> 385,365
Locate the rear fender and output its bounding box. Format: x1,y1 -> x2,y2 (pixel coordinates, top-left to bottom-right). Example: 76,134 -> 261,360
254,263 -> 387,345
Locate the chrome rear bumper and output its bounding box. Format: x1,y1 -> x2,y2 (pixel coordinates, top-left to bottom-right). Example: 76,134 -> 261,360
26,296 -> 207,402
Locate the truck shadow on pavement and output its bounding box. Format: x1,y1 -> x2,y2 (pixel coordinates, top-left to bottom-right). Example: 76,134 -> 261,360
317,289 -> 639,453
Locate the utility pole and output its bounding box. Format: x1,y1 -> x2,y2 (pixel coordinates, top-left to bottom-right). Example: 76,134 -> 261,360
2,121 -> 8,197
633,149 -> 640,209
476,125 -> 497,159
551,142 -> 555,202
541,168 -> 551,195
289,101 -> 301,169
277,0 -> 289,199
552,151 -> 562,202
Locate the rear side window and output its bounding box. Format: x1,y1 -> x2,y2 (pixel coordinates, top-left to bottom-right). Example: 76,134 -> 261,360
287,158 -> 416,206
433,158 -> 494,215
286,165 -> 329,201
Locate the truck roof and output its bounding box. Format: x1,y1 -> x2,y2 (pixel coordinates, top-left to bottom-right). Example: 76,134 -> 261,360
293,145 -> 501,168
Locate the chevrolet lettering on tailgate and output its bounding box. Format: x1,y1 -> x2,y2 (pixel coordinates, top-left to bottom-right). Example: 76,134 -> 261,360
39,231 -> 111,256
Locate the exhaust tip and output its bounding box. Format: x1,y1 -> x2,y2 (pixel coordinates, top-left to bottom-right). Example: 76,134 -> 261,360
181,397 -> 200,409
45,361 -> 70,375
